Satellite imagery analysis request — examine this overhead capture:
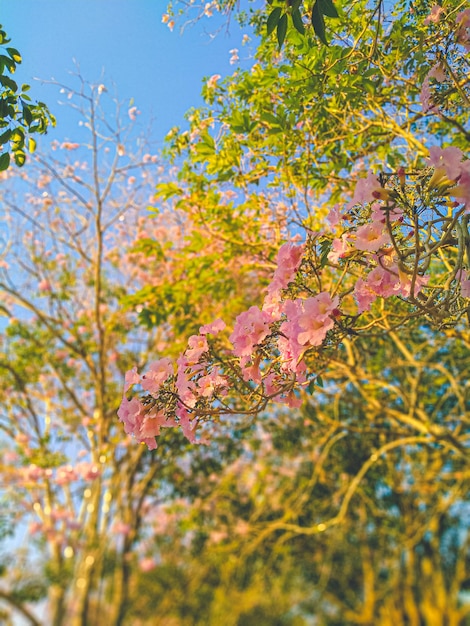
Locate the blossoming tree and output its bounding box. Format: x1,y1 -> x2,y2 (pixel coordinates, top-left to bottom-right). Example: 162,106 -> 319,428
122,0 -> 470,449
0,0 -> 469,623
0,79 -> 232,625
117,1 -> 470,620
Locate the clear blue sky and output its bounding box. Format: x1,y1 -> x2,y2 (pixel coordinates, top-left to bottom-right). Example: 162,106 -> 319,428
1,0 -> 254,145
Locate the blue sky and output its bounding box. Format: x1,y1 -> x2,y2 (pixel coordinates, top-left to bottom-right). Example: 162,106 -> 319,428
1,0 -> 254,145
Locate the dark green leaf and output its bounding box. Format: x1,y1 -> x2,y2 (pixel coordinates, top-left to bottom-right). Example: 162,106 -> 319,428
291,0 -> 303,11
318,0 -> 339,18
22,105 -> 32,126
311,1 -> 328,45
292,8 -> 305,35
0,128 -> 11,145
0,75 -> 18,91
0,55 -> 15,73
316,375 -> 324,388
319,239 -> 332,267
267,7 -> 282,36
277,13 -> 288,48
0,151 -> 10,171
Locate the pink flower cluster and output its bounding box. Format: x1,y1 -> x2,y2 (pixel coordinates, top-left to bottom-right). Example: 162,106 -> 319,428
428,146 -> 470,208
119,320 -> 227,449
20,461 -> 100,486
119,146 -> 469,449
456,8 -> 470,50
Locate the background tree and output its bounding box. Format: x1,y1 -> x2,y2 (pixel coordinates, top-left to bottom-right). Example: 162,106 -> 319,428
0,79 -> 209,625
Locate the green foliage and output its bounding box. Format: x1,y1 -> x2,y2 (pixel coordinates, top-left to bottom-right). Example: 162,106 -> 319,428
0,24 -> 55,170
266,0 -> 339,47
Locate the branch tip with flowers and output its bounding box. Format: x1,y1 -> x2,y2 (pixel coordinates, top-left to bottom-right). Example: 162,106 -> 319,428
119,145 -> 470,450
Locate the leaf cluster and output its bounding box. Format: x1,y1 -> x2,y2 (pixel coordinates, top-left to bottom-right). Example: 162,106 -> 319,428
0,24 -> 55,170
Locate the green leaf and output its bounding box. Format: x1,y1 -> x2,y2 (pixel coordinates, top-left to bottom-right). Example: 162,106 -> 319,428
155,182 -> 182,200
0,55 -> 15,73
6,47 -> 22,63
267,7 -> 282,36
291,0 -> 303,11
319,239 -> 332,267
318,0 -> 339,18
0,128 -> 11,145
22,105 -> 32,126
311,1 -> 328,45
292,8 -> 305,35
10,128 -> 25,149
277,13 -> 288,48
28,137 -> 36,153
14,150 -> 26,167
316,375 -> 324,388
0,151 -> 10,171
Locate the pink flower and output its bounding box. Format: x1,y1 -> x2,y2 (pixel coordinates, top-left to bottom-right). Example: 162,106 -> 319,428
456,9 -> 470,50
176,354 -> 198,408
229,306 -> 271,358
117,396 -> 146,438
354,277 -> 378,313
354,221 -> 390,252
420,78 -> 435,113
428,63 -> 446,83
328,234 -> 350,263
206,74 -> 221,89
56,465 -> 78,485
38,279 -> 52,292
128,106 -> 140,121
197,368 -> 227,397
395,267 -> 429,298
124,366 -> 140,392
281,293 -> 339,351
428,146 -> 463,180
277,333 -> 305,374
199,318 -> 226,335
241,360 -> 262,384
229,48 -> 239,65
457,269 -> 470,298
141,358 -> 173,394
424,4 -> 445,25
267,242 -> 305,295
296,293 -> 339,346
75,462 -> 100,481
365,264 -> 400,298
60,142 -> 80,150
185,335 -> 209,364
139,557 -> 156,572
176,403 -> 209,445
23,464 -> 44,482
352,171 -> 388,205
113,522 -> 132,535
450,162 -> 470,207
140,409 -> 172,439
326,204 -> 342,227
